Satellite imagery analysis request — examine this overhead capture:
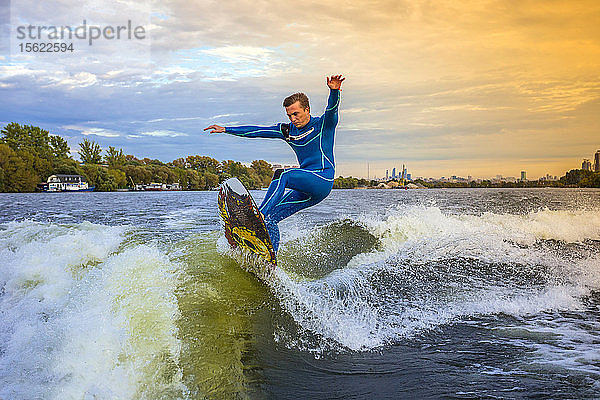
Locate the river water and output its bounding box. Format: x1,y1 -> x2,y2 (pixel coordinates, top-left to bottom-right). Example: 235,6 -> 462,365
1,188 -> 599,399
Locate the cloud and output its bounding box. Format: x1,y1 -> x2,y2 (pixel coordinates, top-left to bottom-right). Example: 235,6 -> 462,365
138,129 -> 188,137
63,125 -> 120,137
209,113 -> 246,119
2,0 -> 599,179
51,72 -> 98,89
200,46 -> 275,63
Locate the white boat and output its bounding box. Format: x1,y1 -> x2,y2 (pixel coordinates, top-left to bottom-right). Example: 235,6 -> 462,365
42,175 -> 95,192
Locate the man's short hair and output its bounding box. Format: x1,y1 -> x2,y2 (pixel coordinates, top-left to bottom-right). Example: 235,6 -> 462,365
283,92 -> 310,110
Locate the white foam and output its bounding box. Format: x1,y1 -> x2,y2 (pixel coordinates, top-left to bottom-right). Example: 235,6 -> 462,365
0,221 -> 186,399
272,206 -> 600,353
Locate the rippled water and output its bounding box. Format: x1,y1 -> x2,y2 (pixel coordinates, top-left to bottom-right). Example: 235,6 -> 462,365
1,188 -> 599,399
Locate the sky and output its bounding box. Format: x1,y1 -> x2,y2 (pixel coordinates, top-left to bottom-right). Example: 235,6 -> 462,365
1,0 -> 599,179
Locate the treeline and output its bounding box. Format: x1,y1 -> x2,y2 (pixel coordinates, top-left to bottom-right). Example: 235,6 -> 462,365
333,176 -> 377,189
412,170 -> 600,188
331,170 -> 600,190
3,123 -> 598,193
558,169 -> 600,187
0,123 -> 274,192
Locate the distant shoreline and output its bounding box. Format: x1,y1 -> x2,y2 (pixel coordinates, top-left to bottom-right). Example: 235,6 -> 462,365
2,123 -> 599,192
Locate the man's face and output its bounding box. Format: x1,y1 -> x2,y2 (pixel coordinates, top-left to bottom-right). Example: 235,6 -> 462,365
285,101 -> 311,128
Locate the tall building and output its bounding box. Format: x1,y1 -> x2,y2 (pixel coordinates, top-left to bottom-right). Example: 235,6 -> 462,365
386,169 -> 389,180
392,167 -> 396,179
582,159 -> 592,171
521,171 -> 527,181
595,150 -> 600,172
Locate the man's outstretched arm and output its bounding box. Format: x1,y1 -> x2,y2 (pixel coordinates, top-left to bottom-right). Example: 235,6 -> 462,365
323,74 -> 345,127
204,124 -> 285,139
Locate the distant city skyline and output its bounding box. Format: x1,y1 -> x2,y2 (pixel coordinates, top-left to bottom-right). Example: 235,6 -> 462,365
339,147 -> 600,180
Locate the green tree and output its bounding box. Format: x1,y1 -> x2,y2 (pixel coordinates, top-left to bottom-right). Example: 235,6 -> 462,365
141,158 -> 165,166
104,146 -> 125,168
187,155 -> 221,174
49,135 -> 70,159
81,164 -> 117,191
334,176 -> 359,189
170,158 -> 187,168
203,172 -> 219,190
108,168 -> 127,189
124,165 -> 152,186
151,165 -> 174,183
0,144 -> 39,192
124,154 -> 141,165
20,150 -> 52,182
0,122 -> 54,160
186,169 -> 200,189
251,160 -> 274,187
580,172 -> 600,188
54,158 -> 82,175
221,160 -> 262,189
560,169 -> 594,186
79,139 -> 102,164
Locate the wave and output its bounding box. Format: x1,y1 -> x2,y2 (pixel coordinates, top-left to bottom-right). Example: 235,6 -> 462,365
0,221 -> 186,400
4,205 -> 597,397
270,206 -> 600,354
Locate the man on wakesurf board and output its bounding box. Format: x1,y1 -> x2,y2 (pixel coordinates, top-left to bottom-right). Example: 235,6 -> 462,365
205,74 -> 345,253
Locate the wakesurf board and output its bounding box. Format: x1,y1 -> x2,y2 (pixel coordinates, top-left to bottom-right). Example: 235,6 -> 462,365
218,177 -> 277,268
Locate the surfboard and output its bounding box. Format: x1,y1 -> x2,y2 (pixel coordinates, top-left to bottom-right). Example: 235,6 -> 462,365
218,177 -> 277,268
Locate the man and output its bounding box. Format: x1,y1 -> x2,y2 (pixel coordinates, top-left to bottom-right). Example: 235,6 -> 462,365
205,74 -> 345,252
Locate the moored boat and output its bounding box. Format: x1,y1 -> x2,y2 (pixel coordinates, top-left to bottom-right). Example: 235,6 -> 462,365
40,174 -> 95,192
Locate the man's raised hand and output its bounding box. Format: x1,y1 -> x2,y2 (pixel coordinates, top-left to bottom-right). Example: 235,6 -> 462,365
327,74 -> 345,90
204,125 -> 226,133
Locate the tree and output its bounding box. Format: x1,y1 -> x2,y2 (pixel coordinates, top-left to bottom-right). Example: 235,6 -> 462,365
186,169 -> 200,189
79,139 -> 102,164
170,158 -> 187,168
49,135 -> 70,159
0,144 -> 40,192
251,160 -> 274,187
221,160 -> 263,189
334,176 -> 359,189
124,165 -> 153,185
187,155 -> 221,174
203,172 -> 219,190
152,165 -> 175,183
81,164 -> 119,191
1,122 -> 54,160
141,157 -> 164,166
124,154 -> 141,165
107,168 -> 127,189
54,158 -> 82,175
580,172 -> 600,188
560,169 -> 594,186
104,146 -> 125,168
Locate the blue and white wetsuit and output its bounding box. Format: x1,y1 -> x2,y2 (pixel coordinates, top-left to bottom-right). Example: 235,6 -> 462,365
225,88 -> 341,252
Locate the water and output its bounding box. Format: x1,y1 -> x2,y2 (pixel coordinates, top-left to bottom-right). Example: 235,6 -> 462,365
0,188 -> 599,399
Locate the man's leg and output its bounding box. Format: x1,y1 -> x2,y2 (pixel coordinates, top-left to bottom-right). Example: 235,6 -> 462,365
259,168 -> 333,252
260,168 -> 331,217
263,189 -> 318,252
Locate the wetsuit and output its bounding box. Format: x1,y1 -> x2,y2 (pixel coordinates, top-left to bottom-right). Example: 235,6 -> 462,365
225,88 -> 341,252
